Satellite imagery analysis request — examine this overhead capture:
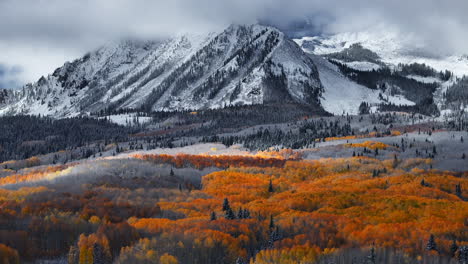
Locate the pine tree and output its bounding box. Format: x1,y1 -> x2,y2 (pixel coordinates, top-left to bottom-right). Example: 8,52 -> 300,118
237,207 -> 244,219
268,226 -> 281,249
222,198 -> 230,211
459,246 -> 468,264
367,244 -> 376,264
426,234 -> 437,252
421,179 -> 427,187
450,240 -> 458,257
210,211 -> 217,221
243,209 -> 250,219
93,243 -> 104,264
225,207 -> 236,220
268,178 -> 274,193
170,168 -> 175,177
269,215 -> 275,230
392,154 -> 398,168
456,183 -> 462,198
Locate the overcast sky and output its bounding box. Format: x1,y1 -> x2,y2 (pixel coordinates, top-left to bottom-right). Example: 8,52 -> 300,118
1,0 -> 467,88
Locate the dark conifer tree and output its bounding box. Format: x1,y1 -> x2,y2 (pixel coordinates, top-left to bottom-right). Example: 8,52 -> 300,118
459,246 -> 468,264
367,244 -> 376,264
222,198 -> 230,211
456,183 -> 462,198
450,240 -> 458,257
210,211 -> 217,221
426,234 -> 437,252
268,178 -> 274,193
237,207 -> 244,219
93,243 -> 104,264
269,215 -> 275,230
243,209 -> 250,219
225,207 -> 236,220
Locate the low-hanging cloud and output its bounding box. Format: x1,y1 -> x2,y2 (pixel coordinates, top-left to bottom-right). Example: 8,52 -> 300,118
1,0 -> 467,84
0,64 -> 23,89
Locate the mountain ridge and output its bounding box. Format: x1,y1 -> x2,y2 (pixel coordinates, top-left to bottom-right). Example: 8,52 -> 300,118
1,24 -> 466,118
0,24 -> 325,117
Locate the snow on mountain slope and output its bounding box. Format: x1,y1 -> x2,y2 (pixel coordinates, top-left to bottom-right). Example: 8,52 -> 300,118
294,28 -> 468,76
0,24 -> 324,117
310,55 -> 414,115
337,61 -> 381,72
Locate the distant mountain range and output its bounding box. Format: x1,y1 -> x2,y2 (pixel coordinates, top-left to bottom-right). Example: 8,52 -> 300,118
1,24 -> 466,118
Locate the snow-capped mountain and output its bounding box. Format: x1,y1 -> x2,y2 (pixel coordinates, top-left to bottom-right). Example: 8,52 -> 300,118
294,28 -> 468,116
0,25 -> 324,117
2,24 -> 465,118
294,28 -> 468,76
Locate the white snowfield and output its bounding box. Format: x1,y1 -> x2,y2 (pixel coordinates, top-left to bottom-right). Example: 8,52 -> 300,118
294,28 -> 468,77
310,55 -> 414,115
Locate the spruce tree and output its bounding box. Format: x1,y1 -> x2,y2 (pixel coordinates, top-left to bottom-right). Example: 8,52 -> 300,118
222,198 -> 230,211
210,211 -> 217,221
450,240 -> 458,257
93,243 -> 104,264
459,246 -> 468,264
456,183 -> 462,198
269,215 -> 275,230
367,244 -> 376,264
243,209 -> 250,219
225,207 -> 236,220
426,234 -> 437,252
267,226 -> 281,249
268,178 -> 274,193
421,179 -> 426,187
237,207 -> 244,219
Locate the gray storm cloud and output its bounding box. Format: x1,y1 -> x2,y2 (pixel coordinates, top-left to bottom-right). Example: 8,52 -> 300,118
0,0 -> 467,85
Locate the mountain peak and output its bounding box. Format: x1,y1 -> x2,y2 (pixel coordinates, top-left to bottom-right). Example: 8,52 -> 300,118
0,24 -> 323,117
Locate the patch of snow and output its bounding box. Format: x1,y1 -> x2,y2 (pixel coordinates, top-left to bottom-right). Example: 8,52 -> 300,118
311,55 -> 414,115
341,61 -> 381,71
406,75 -> 441,84
99,113 -> 152,126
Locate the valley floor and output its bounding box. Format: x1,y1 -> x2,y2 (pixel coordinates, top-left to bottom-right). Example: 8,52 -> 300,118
0,112 -> 467,264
